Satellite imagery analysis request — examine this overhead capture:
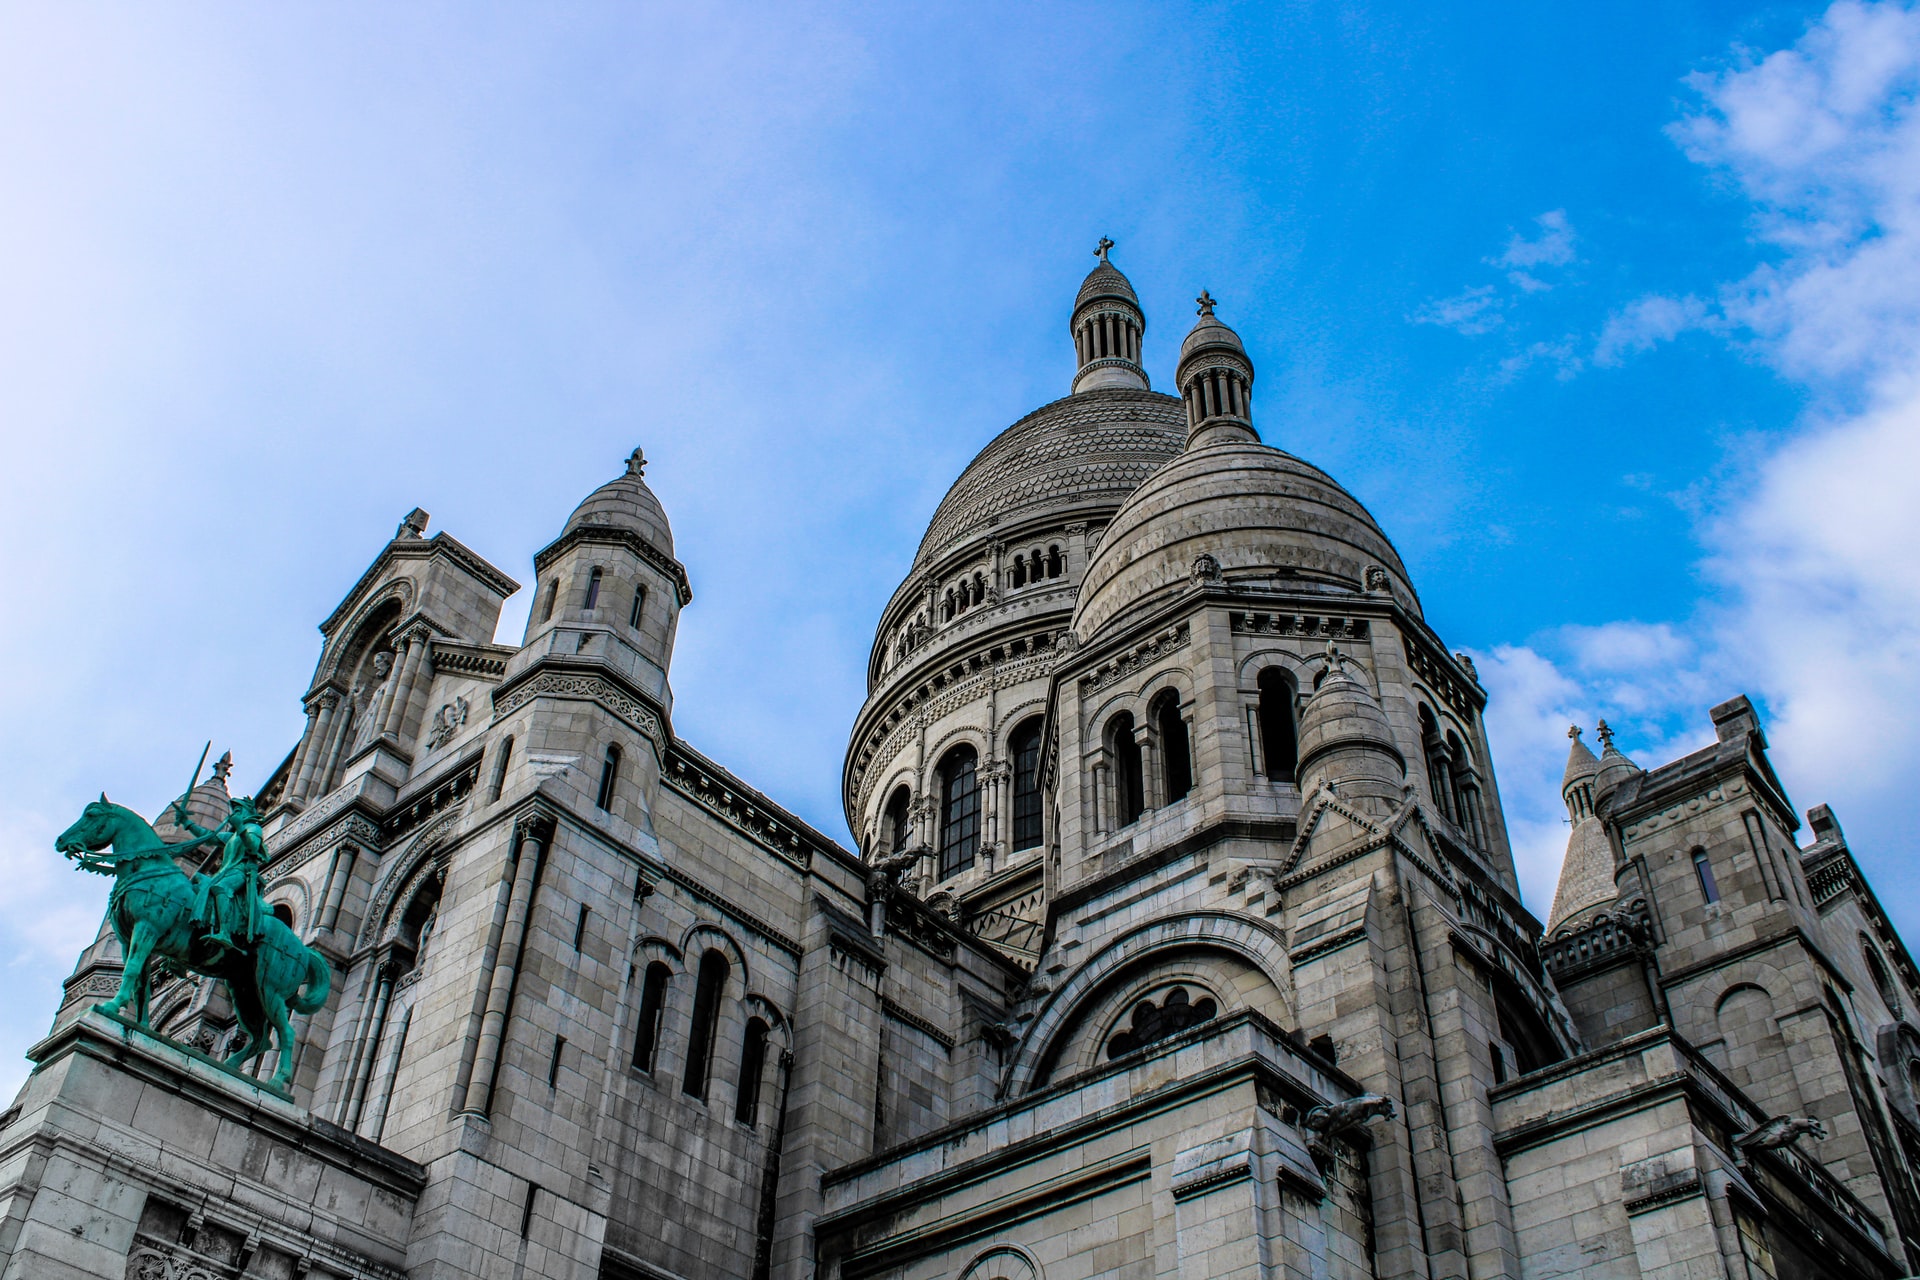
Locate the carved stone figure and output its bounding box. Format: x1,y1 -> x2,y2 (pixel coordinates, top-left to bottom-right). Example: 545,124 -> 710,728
1303,1093 -> 1397,1135
1735,1115 -> 1828,1150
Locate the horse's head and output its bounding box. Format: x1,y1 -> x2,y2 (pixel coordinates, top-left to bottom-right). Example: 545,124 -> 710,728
55,793 -> 125,857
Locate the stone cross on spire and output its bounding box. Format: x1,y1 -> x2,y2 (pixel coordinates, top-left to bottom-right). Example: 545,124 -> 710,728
1568,725 -> 1583,742
1595,720 -> 1615,750
1095,236 -> 1114,262
1195,290 -> 1217,318
626,447 -> 647,478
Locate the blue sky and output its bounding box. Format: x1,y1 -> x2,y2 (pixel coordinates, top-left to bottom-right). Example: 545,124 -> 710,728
5,1 -> 1919,1095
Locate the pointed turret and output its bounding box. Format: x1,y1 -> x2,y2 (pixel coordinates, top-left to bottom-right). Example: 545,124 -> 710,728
1176,290 -> 1257,448
1296,640 -> 1406,805
1070,238 -> 1150,394
1547,727 -> 1617,935
1590,719 -> 1641,808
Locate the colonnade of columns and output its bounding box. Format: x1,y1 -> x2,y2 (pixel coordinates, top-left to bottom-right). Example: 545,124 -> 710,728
286,624 -> 440,808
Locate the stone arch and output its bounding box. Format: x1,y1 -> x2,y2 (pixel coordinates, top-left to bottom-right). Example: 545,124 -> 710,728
633,933 -> 684,965
356,812 -> 459,950
321,581 -> 414,686
995,699 -> 1048,751
1236,646 -> 1318,689
958,1244 -> 1042,1280
1005,911 -> 1294,1095
263,874 -> 312,935
1716,983 -> 1776,1041
679,923 -> 751,990
924,727 -> 990,787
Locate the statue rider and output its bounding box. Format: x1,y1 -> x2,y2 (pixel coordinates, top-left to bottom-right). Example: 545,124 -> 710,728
171,793 -> 268,959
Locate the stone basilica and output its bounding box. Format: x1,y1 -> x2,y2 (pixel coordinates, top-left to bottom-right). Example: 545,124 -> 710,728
4,248 -> 1920,1280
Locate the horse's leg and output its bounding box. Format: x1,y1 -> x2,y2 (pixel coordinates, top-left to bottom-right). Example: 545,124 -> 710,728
97,921 -> 154,1019
268,993 -> 297,1088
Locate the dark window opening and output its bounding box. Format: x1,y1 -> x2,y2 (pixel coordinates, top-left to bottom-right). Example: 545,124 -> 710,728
573,903 -> 590,951
633,962 -> 670,1072
1257,669 -> 1297,783
629,584 -> 647,629
1010,719 -> 1044,852
1693,848 -> 1721,905
938,746 -> 980,878
540,579 -> 559,623
1421,706 -> 1457,823
683,949 -> 729,1099
883,785 -> 912,855
584,566 -> 602,611
1046,545 -> 1063,577
548,1035 -> 566,1088
596,745 -> 621,810
271,902 -> 294,929
1011,556 -> 1027,588
1155,693 -> 1192,802
1106,986 -> 1217,1059
735,1016 -> 770,1125
1111,713 -> 1144,827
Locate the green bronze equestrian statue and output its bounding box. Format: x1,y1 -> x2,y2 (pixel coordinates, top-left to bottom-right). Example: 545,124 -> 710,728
53,762 -> 331,1091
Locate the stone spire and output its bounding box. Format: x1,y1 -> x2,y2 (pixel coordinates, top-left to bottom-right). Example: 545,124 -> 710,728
1295,640 -> 1406,805
1176,290 -> 1257,448
1070,239 -> 1150,394
1590,719 -> 1641,808
1546,726 -> 1616,935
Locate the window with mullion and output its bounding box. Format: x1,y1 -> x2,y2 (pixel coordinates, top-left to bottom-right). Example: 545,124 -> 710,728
938,747 -> 980,878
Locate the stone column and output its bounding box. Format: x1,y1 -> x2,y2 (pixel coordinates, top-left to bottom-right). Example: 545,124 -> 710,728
360,1000 -> 412,1142
381,627 -> 432,741
343,960 -> 397,1130
319,844 -> 359,935
291,690 -> 341,802
284,700 -> 322,803
462,812 -> 552,1116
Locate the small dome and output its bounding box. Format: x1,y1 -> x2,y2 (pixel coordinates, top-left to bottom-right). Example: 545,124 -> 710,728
1179,305 -> 1246,363
564,448 -> 673,555
1296,646 -> 1403,778
1561,727 -> 1600,794
1591,721 -> 1641,806
1076,259 -> 1140,312
1072,436 -> 1419,641
1071,240 -> 1149,394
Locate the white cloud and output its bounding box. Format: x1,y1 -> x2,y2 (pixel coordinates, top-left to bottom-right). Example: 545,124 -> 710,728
1488,1 -> 1920,932
1495,209 -> 1577,291
1412,284 -> 1504,335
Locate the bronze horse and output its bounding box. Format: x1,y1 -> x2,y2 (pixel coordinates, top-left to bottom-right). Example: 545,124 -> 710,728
55,797 -> 331,1089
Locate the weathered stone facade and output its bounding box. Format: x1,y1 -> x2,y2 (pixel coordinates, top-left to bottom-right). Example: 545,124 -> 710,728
3,250 -> 1919,1278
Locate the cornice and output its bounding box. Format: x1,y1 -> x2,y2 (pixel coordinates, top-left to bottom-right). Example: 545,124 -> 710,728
531,524 -> 692,606
490,661 -> 669,753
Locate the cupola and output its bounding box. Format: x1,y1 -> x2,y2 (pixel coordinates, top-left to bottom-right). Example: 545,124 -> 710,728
1590,720 -> 1642,809
1295,642 -> 1406,803
1070,239 -> 1150,394
1176,291 -> 1256,448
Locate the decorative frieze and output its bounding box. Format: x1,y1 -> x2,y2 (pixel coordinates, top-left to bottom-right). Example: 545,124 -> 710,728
1404,636 -> 1480,716
1229,612 -> 1370,641
492,669 -> 665,749
665,750 -> 819,869
1079,622 -> 1191,694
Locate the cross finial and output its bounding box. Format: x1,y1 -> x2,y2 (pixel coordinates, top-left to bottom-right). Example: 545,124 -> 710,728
626,447 -> 647,477
1095,236 -> 1114,262
1567,725 -> 1583,741
1596,720 -> 1616,750
1195,290 -> 1217,318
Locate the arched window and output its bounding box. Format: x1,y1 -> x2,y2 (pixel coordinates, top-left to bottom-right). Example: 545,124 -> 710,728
584,566 -> 603,611
1448,731 -> 1486,846
974,572 -> 986,603
1256,669 -> 1297,783
596,744 -> 622,810
1011,556 -> 1027,588
629,584 -> 647,629
938,746 -> 981,878
943,590 -> 955,621
1420,706 -> 1456,822
883,785 -> 912,855
1864,939 -> 1903,1015
632,962 -> 670,1072
1046,545 -> 1063,578
1154,693 -> 1192,803
683,949 -> 729,1099
1010,718 -> 1043,852
271,902 -> 295,929
1109,713 -> 1144,827
488,736 -> 514,802
540,579 -> 559,623
735,1016 -> 770,1125
1692,848 -> 1721,905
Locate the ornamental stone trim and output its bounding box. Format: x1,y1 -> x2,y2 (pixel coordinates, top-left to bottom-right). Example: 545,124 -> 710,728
492,669 -> 665,749
1079,622 -> 1190,694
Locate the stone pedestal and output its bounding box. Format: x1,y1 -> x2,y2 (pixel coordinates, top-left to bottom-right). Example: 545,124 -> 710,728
0,1011 -> 425,1280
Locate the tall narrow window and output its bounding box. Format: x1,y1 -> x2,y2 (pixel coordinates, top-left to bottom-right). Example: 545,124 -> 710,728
938,746 -> 981,878
1047,545 -> 1063,578
629,584 -> 647,628
1011,556 -> 1027,588
572,903 -> 591,951
735,1017 -> 770,1125
1257,669 -> 1297,783
1110,713 -> 1144,827
1155,694 -> 1192,803
1448,731 -> 1486,846
584,566 -> 603,611
683,949 -> 729,1099
596,744 -> 621,810
633,962 -> 670,1072
548,1035 -> 566,1088
1420,706 -> 1457,822
1010,719 -> 1043,852
541,579 -> 559,622
1693,848 -> 1721,905
488,736 -> 514,802
883,785 -> 912,855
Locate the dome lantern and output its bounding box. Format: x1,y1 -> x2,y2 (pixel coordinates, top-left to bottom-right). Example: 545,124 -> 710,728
1176,291 -> 1257,448
1070,239 -> 1150,395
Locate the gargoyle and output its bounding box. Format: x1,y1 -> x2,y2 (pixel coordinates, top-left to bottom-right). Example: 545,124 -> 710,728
1304,1093 -> 1397,1136
1735,1115 -> 1827,1151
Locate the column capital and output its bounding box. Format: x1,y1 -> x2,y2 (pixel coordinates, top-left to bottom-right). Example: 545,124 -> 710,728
514,807 -> 558,843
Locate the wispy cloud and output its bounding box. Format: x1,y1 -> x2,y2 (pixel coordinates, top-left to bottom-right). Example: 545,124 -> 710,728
1415,209 -> 1579,338
1486,0 -> 1920,927
1495,208 -> 1577,291
1413,283 -> 1504,334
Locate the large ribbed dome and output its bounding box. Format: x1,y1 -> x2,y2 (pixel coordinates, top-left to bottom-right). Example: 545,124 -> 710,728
913,389 -> 1185,567
1073,438 -> 1420,640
